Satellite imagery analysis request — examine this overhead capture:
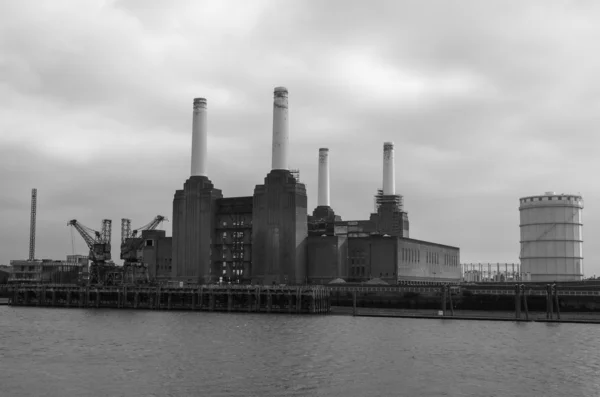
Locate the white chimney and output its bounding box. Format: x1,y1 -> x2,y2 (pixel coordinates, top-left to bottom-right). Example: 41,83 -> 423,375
318,148 -> 330,207
271,87 -> 289,170
191,98 -> 207,177
383,142 -> 395,195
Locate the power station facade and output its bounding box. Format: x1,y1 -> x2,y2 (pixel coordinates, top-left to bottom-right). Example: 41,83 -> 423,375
519,192 -> 584,282
166,87 -> 460,285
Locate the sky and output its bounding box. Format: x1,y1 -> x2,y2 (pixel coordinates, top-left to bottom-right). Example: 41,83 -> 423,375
1,0 -> 598,275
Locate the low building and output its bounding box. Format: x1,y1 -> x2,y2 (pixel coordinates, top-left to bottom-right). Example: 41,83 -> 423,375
140,230 -> 172,282
307,235 -> 460,285
9,259 -> 81,284
0,265 -> 9,284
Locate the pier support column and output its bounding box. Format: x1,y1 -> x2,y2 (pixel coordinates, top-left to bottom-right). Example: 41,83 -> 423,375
51,290 -> 56,306
514,284 -> 521,319
24,290 -> 30,305
288,291 -> 293,314
209,290 -> 215,311
546,284 -> 553,319
521,285 -> 529,320
134,292 -> 139,309
191,292 -> 197,310
227,289 -> 233,312
168,293 -> 172,310
247,290 -> 252,312
441,285 -> 447,316
553,284 -> 560,320
86,287 -> 90,308
297,288 -> 302,314
267,291 -> 272,313
352,290 -> 357,316
256,288 -> 261,313
199,287 -> 204,310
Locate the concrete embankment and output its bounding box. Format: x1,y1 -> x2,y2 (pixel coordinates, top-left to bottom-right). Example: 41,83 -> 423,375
332,306 -> 600,324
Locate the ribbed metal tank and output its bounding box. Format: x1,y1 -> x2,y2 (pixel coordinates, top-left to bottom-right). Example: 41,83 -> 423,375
519,192 -> 583,281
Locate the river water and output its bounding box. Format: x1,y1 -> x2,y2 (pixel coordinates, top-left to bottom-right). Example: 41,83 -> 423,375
1,307 -> 599,397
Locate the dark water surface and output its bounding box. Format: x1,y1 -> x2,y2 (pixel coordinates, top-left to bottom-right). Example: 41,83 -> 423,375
1,307 -> 599,397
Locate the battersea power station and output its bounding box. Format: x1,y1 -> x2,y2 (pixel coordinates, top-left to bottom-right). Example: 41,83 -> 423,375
147,87 -> 460,286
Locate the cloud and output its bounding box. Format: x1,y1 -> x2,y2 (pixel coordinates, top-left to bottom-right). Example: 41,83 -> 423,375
0,0 -> 599,276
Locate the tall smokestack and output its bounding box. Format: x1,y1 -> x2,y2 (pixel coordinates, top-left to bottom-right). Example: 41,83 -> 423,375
318,148 -> 330,206
272,87 -> 289,170
29,188 -> 37,261
383,142 -> 395,195
191,98 -> 207,177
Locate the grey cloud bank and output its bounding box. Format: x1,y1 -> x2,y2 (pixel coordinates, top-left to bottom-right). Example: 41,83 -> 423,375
1,0 -> 599,276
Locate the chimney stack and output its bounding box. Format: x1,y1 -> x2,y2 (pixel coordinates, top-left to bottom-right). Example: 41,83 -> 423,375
317,148 -> 330,207
382,142 -> 395,195
191,98 -> 208,177
271,87 -> 289,170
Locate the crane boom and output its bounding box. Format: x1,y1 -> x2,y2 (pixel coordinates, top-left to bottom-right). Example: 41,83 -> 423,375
67,219 -> 99,250
131,215 -> 167,237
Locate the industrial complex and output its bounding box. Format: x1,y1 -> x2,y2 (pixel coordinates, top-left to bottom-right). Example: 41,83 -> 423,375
163,87 -> 461,286
5,88 -> 587,288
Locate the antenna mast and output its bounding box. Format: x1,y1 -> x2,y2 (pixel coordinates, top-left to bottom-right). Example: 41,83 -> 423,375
29,188 -> 37,261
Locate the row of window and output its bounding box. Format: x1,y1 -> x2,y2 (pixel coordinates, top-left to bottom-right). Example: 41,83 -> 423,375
223,269 -> 244,276
520,196 -> 580,203
445,255 -> 459,267
426,252 -> 439,264
402,248 -> 459,267
350,266 -> 366,276
402,248 -> 420,263
350,267 -> 398,278
221,220 -> 250,227
222,231 -> 245,239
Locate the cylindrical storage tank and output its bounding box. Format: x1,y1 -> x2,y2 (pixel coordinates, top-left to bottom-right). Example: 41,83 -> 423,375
519,192 -> 583,282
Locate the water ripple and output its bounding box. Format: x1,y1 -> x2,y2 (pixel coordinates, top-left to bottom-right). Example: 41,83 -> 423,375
1,307 -> 599,396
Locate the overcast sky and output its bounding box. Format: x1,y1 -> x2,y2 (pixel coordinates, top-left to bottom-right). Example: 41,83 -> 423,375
1,0 -> 598,276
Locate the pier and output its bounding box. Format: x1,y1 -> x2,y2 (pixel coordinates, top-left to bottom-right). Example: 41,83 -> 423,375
7,284 -> 331,314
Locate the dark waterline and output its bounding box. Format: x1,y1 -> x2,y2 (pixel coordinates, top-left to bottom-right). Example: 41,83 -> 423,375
1,307 -> 599,397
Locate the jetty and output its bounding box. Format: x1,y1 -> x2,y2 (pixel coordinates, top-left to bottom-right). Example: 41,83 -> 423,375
7,284 -> 331,314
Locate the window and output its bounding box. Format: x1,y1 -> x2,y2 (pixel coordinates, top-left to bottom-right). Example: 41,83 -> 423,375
145,240 -> 154,247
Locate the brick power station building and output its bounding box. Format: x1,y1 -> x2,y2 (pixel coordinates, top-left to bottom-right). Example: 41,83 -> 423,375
143,87 -> 460,286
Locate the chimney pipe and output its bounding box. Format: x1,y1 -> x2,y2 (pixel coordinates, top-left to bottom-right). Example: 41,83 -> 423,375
383,142 -> 395,195
271,87 -> 289,170
318,148 -> 330,206
191,98 -> 207,177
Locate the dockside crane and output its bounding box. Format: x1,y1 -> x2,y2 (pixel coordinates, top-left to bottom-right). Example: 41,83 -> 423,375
68,219 -> 116,285
120,215 -> 167,285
